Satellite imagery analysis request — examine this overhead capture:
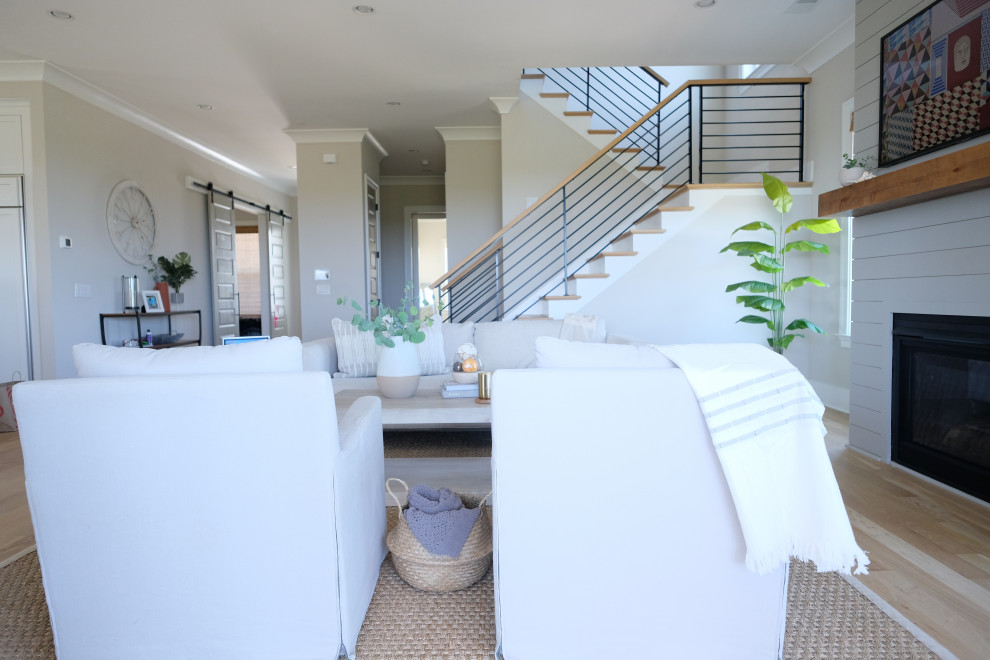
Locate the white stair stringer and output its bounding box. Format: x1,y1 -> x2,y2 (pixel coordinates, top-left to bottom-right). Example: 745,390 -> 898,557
520,76 -> 619,152
518,186 -> 732,319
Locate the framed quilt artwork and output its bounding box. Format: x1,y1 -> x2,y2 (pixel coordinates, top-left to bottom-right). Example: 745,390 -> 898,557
879,0 -> 990,166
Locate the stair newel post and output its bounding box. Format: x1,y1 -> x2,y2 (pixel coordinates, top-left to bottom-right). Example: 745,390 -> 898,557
798,82 -> 807,182
584,68 -> 590,113
697,85 -> 704,184
561,186 -> 570,296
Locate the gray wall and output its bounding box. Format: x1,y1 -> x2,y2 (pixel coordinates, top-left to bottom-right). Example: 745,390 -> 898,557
379,179 -> 445,306
3,80 -> 296,378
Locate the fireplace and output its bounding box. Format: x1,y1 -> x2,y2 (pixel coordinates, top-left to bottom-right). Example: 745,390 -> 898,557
892,314 -> 990,503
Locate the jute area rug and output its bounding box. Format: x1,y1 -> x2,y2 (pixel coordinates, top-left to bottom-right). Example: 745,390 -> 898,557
0,431 -> 942,659
0,533 -> 941,660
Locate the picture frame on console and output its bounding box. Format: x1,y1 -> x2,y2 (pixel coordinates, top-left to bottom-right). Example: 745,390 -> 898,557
142,289 -> 165,313
878,0 -> 990,167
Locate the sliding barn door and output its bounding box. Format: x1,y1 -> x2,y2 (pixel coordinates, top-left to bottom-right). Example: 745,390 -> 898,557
207,190 -> 238,343
266,210 -> 289,338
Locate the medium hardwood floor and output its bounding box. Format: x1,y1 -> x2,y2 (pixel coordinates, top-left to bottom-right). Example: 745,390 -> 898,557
3,415 -> 989,658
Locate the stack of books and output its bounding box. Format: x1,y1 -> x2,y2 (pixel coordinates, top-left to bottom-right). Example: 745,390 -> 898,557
441,381 -> 478,399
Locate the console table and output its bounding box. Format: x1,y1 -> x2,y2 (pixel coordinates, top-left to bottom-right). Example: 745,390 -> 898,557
99,310 -> 202,348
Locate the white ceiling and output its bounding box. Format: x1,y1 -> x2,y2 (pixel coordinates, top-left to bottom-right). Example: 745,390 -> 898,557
0,0 -> 853,194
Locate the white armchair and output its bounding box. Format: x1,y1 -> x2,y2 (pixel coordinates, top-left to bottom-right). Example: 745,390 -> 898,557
490,368 -> 788,660
15,339 -> 386,659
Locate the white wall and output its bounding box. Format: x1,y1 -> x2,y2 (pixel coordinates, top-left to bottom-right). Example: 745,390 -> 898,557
295,139 -> 373,340
379,178 -> 445,305
500,93 -> 600,226
442,137 -> 502,268
3,80 -> 297,378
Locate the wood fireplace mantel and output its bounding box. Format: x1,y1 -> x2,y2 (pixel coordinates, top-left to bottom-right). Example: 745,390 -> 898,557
818,141 -> 990,218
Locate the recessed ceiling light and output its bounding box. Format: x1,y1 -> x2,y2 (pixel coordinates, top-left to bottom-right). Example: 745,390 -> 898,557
196,104 -> 213,110
288,165 -> 297,170
48,10 -> 73,20
353,5 -> 375,14
694,0 -> 716,7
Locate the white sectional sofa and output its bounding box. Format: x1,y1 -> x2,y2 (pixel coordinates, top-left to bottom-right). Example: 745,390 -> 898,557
303,316 -> 611,391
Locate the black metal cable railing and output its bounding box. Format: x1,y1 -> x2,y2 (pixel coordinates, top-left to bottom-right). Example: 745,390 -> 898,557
434,77 -> 809,322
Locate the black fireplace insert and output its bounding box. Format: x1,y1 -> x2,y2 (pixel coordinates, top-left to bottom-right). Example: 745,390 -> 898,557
892,314 -> 990,503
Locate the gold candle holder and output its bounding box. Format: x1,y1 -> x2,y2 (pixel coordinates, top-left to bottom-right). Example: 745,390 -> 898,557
476,371 -> 492,403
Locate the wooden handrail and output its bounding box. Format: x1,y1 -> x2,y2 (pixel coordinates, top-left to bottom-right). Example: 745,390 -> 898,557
431,77 -> 812,289
640,67 -> 670,88
440,240 -> 503,293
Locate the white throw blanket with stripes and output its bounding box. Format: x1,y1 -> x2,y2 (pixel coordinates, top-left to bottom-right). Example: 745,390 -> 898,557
653,343 -> 869,575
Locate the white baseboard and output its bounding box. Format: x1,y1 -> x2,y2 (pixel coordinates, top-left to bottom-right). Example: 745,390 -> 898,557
808,379 -> 849,413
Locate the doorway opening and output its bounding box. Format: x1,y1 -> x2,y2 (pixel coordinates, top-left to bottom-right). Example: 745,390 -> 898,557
413,213 -> 447,317
235,219 -> 263,336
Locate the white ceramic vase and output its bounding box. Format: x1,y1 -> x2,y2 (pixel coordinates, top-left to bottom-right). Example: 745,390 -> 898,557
839,166 -> 865,186
377,337 -> 421,399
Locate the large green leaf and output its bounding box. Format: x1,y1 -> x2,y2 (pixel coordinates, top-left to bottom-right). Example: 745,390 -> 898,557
736,295 -> 784,312
732,221 -> 776,235
720,241 -> 774,255
783,276 -> 827,292
785,318 -> 826,334
351,299 -> 363,311
785,218 -> 841,234
784,240 -> 830,254
726,280 -> 777,293
750,254 -> 783,273
768,333 -> 801,351
761,173 -> 793,214
737,314 -> 775,329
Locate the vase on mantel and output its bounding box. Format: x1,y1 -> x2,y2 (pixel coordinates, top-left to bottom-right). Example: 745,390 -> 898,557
154,282 -> 171,313
377,337 -> 420,399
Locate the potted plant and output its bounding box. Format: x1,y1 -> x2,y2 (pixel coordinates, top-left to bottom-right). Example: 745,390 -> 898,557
840,153 -> 876,186
720,173 -> 841,354
338,282 -> 434,398
147,252 -> 197,306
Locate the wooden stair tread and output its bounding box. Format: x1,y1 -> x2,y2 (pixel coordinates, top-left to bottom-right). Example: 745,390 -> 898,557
590,251 -> 638,261
564,111 -> 594,117
656,205 -> 694,212
540,92 -> 569,98
588,129 -> 618,135
568,273 -> 610,280
543,295 -> 581,301
636,165 -> 666,171
521,73 -> 545,80
612,147 -> 642,153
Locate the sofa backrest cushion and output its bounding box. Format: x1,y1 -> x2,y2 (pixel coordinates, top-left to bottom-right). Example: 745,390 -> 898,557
474,320 -> 564,370
440,322 -> 476,369
332,316 -> 448,378
534,336 -> 676,369
73,336 -> 305,377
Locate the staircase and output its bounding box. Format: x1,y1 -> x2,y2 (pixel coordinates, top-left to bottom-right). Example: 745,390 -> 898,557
433,70 -> 811,323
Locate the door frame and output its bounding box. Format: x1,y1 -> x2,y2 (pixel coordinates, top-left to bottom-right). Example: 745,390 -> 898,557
405,205 -> 446,303
364,175 -> 381,312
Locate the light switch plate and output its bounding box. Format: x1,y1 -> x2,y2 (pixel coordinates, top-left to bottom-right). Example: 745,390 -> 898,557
316,284 -> 332,296
314,269 -> 331,280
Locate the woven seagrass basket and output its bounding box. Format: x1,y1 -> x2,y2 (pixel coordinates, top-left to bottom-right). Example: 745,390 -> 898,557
386,478 -> 493,593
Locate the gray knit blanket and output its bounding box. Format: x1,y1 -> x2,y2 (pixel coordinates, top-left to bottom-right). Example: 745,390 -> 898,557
404,484 -> 481,557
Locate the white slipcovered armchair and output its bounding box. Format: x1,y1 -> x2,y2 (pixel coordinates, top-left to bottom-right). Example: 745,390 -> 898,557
14,338 -> 386,659
491,366 -> 789,659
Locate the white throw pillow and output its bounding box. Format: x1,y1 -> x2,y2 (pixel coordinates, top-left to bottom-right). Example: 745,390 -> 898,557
534,336 -> 676,369
73,336 -> 304,377
416,316 -> 447,376
331,317 -> 380,378
559,313 -> 607,343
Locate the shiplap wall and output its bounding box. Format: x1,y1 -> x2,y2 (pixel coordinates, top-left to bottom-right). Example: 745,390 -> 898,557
848,0 -> 990,459
849,190 -> 990,458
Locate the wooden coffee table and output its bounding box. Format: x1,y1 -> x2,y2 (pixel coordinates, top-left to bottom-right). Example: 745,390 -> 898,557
333,387 -> 491,429
332,387 -> 493,504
